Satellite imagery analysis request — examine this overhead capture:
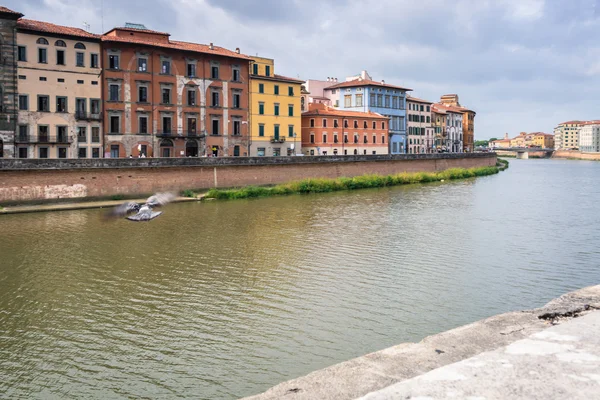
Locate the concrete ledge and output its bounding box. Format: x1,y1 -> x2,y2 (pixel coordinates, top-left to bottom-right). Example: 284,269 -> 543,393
244,285 -> 600,400
0,153 -> 496,171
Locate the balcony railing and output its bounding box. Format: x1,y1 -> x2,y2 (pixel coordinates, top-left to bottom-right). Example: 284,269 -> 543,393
270,136 -> 286,143
157,131 -> 174,137
75,111 -> 102,120
16,135 -> 73,144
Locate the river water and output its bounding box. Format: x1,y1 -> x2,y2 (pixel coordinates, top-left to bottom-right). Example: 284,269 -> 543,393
1,159 -> 599,399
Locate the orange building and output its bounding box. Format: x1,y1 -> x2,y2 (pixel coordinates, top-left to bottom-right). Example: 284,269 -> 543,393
301,103 -> 389,156
101,24 -> 251,158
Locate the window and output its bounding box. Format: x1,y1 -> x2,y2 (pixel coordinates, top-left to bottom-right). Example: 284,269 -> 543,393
258,83 -> 264,94
334,134 -> 339,143
18,125 -> 28,140
91,54 -> 99,68
92,127 -> 100,143
265,65 -> 270,76
322,134 -> 327,143
36,38 -> 49,45
334,120 -> 339,128
138,86 -> 148,103
76,52 -> 84,67
162,116 -> 172,133
288,125 -> 294,138
110,115 -> 120,133
228,119 -> 240,136
385,96 -> 390,108
354,120 -> 358,128
75,42 -> 86,49
56,49 -> 65,65
17,46 -> 26,61
77,127 -> 87,143
364,135 -> 368,144
18,147 -> 28,158
138,57 -> 147,72
273,147 -> 280,156
92,148 -> 100,158
92,81 -> 98,85
39,148 -> 48,159
37,95 -> 49,112
109,54 -> 119,69
344,120 -> 349,128
212,119 -> 219,135
259,102 -> 264,115
363,121 -> 367,129
91,99 -> 100,115
211,65 -> 219,79
77,148 -> 86,158
323,119 -> 327,128
274,125 -> 280,139
258,124 -> 265,137
232,67 -> 240,82
109,84 -> 119,101
288,86 -> 294,96
392,97 -> 398,109
377,95 -> 383,107
257,147 -> 265,156
373,135 -> 376,144
274,104 -> 279,116
38,126 -> 49,141
161,60 -> 170,74
310,134 -> 315,143
211,91 -> 219,107
39,76 -> 47,81
139,116 -> 148,134
38,48 -> 47,63
370,93 -> 376,106
420,105 -> 424,112
288,105 -> 293,117
382,135 -> 385,144
187,89 -> 196,106
354,135 -> 358,144
19,95 -> 28,111
187,63 -> 196,77
162,88 -> 171,104
426,106 -> 430,112
356,94 -> 363,107
372,121 -> 376,129
310,119 -> 315,128
344,95 -> 351,107
58,148 -> 67,159
253,64 -> 258,75
56,96 -> 67,113
233,92 -> 241,108
77,80 -> 84,84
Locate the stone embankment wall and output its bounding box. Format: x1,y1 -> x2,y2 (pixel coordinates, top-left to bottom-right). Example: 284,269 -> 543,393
0,153 -> 496,204
552,150 -> 600,160
495,150 -> 552,158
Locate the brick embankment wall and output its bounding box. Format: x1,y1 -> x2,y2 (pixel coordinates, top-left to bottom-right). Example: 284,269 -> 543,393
0,153 -> 496,204
552,150 -> 600,160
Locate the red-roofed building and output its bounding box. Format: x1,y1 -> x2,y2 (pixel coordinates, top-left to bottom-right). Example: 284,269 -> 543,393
16,16 -> 103,159
433,103 -> 464,153
301,103 -> 389,155
440,94 -> 476,153
101,24 -> 250,158
0,6 -> 24,158
406,96 -> 434,154
553,121 -> 585,150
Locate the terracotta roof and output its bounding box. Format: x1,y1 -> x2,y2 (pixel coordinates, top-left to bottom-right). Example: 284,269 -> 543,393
302,105 -> 389,120
106,26 -> 170,36
407,96 -> 433,104
250,73 -> 304,83
581,120 -> 600,125
431,105 -> 447,114
101,34 -> 251,60
434,103 -> 465,114
558,120 -> 584,125
17,18 -> 100,39
310,96 -> 330,100
491,139 -> 511,142
0,6 -> 22,16
324,79 -> 412,92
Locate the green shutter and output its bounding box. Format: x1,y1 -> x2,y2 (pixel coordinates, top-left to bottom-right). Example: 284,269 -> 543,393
259,84 -> 264,94
274,125 -> 279,138
274,85 -> 279,95
288,125 -> 294,137
259,104 -> 264,115
259,125 -> 264,137
288,106 -> 293,116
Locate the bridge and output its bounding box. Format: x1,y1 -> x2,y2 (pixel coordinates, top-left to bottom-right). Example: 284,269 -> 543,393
493,148 -> 554,159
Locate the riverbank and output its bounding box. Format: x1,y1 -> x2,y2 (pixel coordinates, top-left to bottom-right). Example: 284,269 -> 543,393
245,285 -> 600,400
204,165 -> 504,200
552,150 -> 600,161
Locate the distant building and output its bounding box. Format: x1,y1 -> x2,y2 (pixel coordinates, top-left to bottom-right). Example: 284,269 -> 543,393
301,103 -> 389,156
16,18 -> 102,159
553,121 -> 584,150
532,133 -> 554,148
431,104 -> 447,151
439,94 -> 476,153
433,103 -> 463,152
490,134 -> 512,149
579,121 -> 600,153
249,56 -> 303,156
406,96 -> 433,154
322,70 -> 411,154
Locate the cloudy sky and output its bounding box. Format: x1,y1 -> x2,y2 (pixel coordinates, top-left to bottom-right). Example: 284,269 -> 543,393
8,0 -> 600,139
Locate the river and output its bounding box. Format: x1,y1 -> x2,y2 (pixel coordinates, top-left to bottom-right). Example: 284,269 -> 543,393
1,158 -> 599,399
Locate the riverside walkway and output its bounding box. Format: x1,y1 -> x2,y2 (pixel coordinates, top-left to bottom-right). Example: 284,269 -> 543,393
245,285 -> 600,400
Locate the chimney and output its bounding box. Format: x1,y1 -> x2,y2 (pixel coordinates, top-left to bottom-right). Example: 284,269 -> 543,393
209,42 -> 214,50
327,77 -> 330,82
335,78 -> 338,82
235,47 -> 240,54
381,80 -> 385,84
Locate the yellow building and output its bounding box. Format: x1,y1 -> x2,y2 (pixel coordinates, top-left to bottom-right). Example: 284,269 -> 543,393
510,136 -> 525,148
533,133 -> 555,148
249,57 -> 303,156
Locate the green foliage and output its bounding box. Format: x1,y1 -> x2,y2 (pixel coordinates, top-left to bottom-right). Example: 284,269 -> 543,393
474,140 -> 490,147
110,194 -> 125,201
204,165 -> 503,201
182,189 -> 196,198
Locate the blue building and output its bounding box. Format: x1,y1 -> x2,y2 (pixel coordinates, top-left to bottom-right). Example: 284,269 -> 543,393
324,72 -> 411,154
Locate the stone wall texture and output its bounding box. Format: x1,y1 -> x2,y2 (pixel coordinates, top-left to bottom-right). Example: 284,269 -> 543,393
0,153 -> 497,203
552,150 -> 600,160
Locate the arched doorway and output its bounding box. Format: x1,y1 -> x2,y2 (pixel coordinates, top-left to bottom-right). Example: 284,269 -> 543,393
185,140 -> 199,157
160,139 -> 173,157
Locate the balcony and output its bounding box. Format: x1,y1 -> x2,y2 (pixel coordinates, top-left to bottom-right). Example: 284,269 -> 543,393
16,135 -> 73,144
75,111 -> 102,121
157,131 -> 174,137
270,136 -> 286,143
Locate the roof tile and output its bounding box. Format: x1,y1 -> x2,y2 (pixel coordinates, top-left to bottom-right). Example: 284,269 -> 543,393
17,18 -> 100,39
325,79 -> 412,92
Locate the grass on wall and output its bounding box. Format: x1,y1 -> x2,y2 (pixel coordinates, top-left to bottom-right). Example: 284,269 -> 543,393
204,165 -> 502,200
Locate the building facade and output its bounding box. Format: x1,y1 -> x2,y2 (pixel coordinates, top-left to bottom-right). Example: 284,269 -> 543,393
102,24 -> 250,158
579,122 -> 600,153
406,96 -> 433,154
301,103 -> 389,156
532,133 -> 554,148
0,7 -> 22,158
431,104 -> 447,152
323,71 -> 410,154
249,56 -> 303,156
16,19 -> 102,159
433,103 -> 463,152
553,121 -> 583,150
439,94 -> 475,152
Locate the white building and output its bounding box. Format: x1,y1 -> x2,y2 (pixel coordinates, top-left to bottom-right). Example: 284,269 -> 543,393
579,122 -> 600,153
